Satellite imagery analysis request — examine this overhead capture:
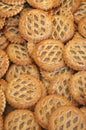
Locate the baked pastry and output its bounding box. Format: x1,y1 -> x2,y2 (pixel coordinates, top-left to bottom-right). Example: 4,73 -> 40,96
35,94 -> 71,129
0,18 -> 5,30
0,30 -> 9,50
74,2 -> 86,24
2,0 -> 26,5
4,109 -> 41,130
0,79 -> 8,92
63,38 -> 86,70
19,9 -> 52,42
6,43 -> 32,65
48,73 -> 76,105
69,71 -> 86,105
26,0 -> 61,10
5,63 -> 40,82
52,15 -> 74,43
0,49 -> 9,78
0,2 -> 23,18
61,0 -> 80,13
48,106 -> 86,130
4,15 -> 25,44
5,74 -> 42,108
78,17 -> 86,38
80,107 -> 86,118
0,89 -> 6,115
32,39 -> 65,71
0,116 -> 3,130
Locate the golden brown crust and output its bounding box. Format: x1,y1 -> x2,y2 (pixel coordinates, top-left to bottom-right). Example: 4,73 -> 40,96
19,9 -> 52,42
0,89 -> 6,115
4,15 -> 25,44
63,38 -> 86,70
2,0 -> 26,5
6,44 -> 32,65
0,31 -> 9,50
61,0 -> 81,13
80,107 -> 86,118
52,15 -> 75,43
4,109 -> 41,130
0,2 -> 23,18
0,79 -> 8,92
35,94 -> 71,129
78,17 -> 86,38
5,63 -> 40,82
6,74 -> 42,108
26,0 -> 61,10
0,18 -> 5,30
48,106 -> 86,130
32,39 -> 65,72
0,116 -> 3,130
74,2 -> 86,24
0,49 -> 9,78
69,71 -> 86,105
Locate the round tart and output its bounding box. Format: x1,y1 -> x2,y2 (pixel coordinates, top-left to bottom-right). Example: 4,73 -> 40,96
32,39 -> 65,72
4,109 -> 41,130
6,44 -> 32,65
0,116 -> 3,130
48,106 -> 86,130
48,73 -> 76,105
6,63 -> 40,82
52,15 -> 74,43
69,71 -> 86,105
78,17 -> 86,38
61,0 -> 80,13
19,9 -> 52,42
0,2 -> 23,18
0,89 -> 6,115
0,49 -> 9,78
26,0 -> 61,10
63,38 -> 86,71
4,15 -> 25,44
0,18 -> 5,30
2,0 -> 26,5
74,2 -> 86,24
6,74 -> 42,108
35,94 -> 71,129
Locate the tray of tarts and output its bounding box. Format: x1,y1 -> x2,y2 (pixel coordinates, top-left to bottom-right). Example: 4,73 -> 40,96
0,0 -> 86,130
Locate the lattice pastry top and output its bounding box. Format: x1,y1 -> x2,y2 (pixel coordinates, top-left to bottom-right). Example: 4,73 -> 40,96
4,109 -> 41,130
63,38 -> 86,70
48,73 -> 76,105
6,74 -> 42,108
4,15 -> 25,44
69,71 -> 86,105
0,79 -> 7,92
78,17 -> 86,38
2,0 -> 26,5
52,15 -> 74,43
0,2 -> 23,18
19,9 -> 52,42
6,63 -> 40,82
26,0 -> 61,10
35,94 -> 71,129
61,0 -> 80,13
48,106 -> 86,130
32,39 -> 65,71
74,2 -> 86,24
80,107 -> 86,118
0,49 -> 9,78
7,44 -> 32,65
